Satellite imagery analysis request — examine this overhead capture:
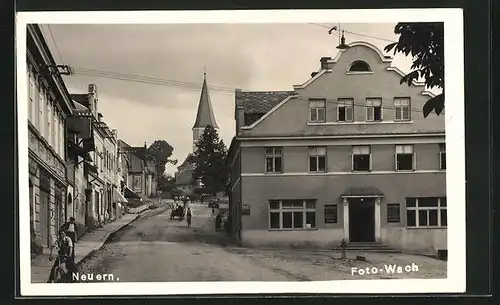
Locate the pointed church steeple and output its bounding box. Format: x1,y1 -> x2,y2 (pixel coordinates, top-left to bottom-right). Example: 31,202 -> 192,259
192,72 -> 219,129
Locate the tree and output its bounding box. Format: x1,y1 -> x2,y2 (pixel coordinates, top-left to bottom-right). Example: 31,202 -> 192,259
192,125 -> 228,196
157,174 -> 176,193
384,22 -> 444,118
146,140 -> 178,180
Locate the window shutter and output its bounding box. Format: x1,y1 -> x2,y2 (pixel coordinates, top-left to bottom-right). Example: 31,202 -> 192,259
351,153 -> 354,171
369,153 -> 373,171
394,152 -> 398,171
366,107 -> 373,121
413,150 -> 416,170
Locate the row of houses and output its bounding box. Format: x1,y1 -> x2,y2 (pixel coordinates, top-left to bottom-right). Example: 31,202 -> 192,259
26,24 -> 158,256
226,41 -> 447,256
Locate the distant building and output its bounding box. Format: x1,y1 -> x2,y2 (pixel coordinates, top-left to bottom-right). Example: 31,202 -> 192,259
27,24 -> 74,254
118,140 -> 157,200
175,73 -> 219,194
71,84 -> 121,228
227,41 -> 446,256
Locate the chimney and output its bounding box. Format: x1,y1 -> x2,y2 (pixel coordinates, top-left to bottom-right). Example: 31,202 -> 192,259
98,113 -> 103,121
311,72 -> 319,78
88,84 -> 98,115
144,142 -> 147,149
320,57 -> 332,70
236,106 -> 245,136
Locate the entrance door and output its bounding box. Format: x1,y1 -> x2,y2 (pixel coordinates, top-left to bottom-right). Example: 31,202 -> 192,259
39,190 -> 50,247
348,198 -> 375,242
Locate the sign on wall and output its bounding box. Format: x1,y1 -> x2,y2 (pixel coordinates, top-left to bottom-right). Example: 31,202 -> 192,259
387,203 -> 401,223
324,204 -> 338,223
242,204 -> 250,215
133,175 -> 142,192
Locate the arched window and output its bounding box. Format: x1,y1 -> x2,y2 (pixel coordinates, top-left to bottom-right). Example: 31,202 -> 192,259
349,61 -> 371,72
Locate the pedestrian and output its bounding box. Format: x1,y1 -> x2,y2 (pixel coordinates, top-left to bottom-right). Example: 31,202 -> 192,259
215,213 -> 222,231
61,217 -> 78,246
186,207 -> 192,228
211,207 -> 215,218
48,230 -> 74,283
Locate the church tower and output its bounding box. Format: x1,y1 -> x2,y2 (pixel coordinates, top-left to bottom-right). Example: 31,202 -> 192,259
192,72 -> 219,151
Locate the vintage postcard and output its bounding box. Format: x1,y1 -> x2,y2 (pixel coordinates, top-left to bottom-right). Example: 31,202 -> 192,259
16,9 -> 465,296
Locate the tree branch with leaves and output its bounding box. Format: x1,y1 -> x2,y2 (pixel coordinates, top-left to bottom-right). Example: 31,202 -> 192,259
145,140 -> 178,183
192,125 -> 228,196
384,22 -> 444,118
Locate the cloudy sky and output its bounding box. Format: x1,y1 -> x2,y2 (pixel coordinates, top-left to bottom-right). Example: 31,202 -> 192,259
39,22 -> 436,175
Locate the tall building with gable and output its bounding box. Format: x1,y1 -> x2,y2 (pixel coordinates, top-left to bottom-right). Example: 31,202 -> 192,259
175,73 -> 219,194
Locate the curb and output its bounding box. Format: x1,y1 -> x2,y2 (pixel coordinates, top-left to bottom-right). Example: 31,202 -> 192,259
75,214 -> 142,267
75,207 -> 168,268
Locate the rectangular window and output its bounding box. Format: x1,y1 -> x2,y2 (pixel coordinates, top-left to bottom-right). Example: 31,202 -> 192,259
406,197 -> 447,228
60,118 -> 64,158
265,147 -> 282,173
46,99 -> 52,145
309,99 -> 326,123
387,203 -> 401,223
54,113 -> 59,155
394,97 -> 411,121
395,144 -> 414,171
269,199 -> 317,230
324,204 -> 338,223
38,89 -> 45,138
337,98 -> 354,122
28,70 -> 35,123
366,98 -> 382,121
352,145 -> 371,171
309,146 -> 326,172
439,143 -> 446,170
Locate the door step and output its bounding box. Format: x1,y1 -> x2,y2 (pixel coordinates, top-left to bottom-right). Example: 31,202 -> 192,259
335,242 -> 401,253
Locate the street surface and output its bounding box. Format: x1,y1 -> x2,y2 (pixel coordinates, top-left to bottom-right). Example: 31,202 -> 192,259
77,202 -> 447,282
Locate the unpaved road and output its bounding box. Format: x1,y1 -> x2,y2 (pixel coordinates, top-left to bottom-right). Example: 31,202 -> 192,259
77,203 -> 447,282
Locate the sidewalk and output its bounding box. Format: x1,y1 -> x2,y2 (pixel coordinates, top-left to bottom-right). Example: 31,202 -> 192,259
30,213 -> 139,283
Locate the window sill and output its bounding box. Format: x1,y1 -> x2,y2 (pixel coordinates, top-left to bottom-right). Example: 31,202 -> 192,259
264,172 -> 283,175
345,71 -> 374,75
406,226 -> 447,230
307,121 -> 414,126
351,170 -> 372,173
395,169 -> 415,172
268,228 -> 319,232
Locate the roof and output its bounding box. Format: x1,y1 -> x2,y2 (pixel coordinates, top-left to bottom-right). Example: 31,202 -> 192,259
71,94 -> 90,108
235,90 -> 295,114
175,168 -> 195,186
177,153 -> 195,169
192,73 -> 219,129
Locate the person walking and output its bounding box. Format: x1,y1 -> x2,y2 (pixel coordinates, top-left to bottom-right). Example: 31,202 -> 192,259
48,230 -> 74,283
186,207 -> 192,228
61,217 -> 78,246
215,213 -> 222,232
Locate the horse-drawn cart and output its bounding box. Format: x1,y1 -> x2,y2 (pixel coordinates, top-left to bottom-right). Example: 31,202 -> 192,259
170,206 -> 185,220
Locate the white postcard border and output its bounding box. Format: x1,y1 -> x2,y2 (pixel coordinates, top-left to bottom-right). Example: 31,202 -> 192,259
16,8 -> 465,296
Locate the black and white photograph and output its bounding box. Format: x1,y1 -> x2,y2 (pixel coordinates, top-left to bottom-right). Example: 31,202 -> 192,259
17,9 -> 465,296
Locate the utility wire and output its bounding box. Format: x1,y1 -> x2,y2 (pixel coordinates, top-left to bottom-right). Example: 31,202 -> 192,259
308,22 -> 397,43
46,24 -> 65,65
70,66 -> 440,114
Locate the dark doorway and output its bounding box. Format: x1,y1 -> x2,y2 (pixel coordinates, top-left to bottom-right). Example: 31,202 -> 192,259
349,198 -> 375,242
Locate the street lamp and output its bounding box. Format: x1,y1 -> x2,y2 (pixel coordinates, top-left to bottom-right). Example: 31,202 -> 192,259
329,24 -> 351,50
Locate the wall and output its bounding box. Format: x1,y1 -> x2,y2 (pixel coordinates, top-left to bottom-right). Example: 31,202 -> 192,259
239,172 -> 445,251
241,44 -> 444,137
241,142 -> 444,174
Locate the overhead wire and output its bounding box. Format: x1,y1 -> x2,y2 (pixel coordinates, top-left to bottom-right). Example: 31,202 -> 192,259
307,22 -> 397,43
70,66 -> 440,114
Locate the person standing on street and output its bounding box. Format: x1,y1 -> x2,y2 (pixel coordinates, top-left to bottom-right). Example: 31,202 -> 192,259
186,207 -> 192,228
61,217 -> 78,247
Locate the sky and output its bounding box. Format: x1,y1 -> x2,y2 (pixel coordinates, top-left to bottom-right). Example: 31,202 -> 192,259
40,22 -> 439,175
